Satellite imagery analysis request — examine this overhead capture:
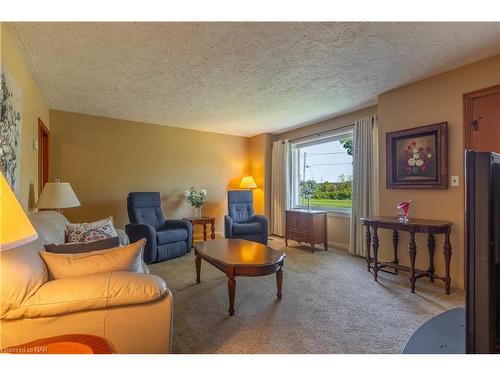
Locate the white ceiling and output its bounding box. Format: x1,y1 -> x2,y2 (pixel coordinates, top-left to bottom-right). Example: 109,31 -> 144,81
12,22 -> 500,137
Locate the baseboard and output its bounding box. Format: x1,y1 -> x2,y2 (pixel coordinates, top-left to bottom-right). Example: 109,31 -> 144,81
328,240 -> 349,251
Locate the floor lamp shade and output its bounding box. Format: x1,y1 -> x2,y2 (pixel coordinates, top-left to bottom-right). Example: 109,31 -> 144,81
1,173 -> 38,250
36,181 -> 81,210
239,176 -> 258,189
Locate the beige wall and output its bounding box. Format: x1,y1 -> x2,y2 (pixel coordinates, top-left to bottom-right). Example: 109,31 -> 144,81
49,111 -> 249,238
1,24 -> 50,211
274,106 -> 378,250
378,54 -> 500,289
249,133 -> 273,218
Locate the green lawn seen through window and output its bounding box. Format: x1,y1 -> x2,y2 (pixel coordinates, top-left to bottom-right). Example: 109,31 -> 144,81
300,198 -> 352,209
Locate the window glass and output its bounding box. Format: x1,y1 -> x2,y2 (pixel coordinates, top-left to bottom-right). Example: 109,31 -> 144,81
290,131 -> 353,211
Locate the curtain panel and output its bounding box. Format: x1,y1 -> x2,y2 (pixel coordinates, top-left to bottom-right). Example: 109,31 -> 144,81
270,140 -> 290,236
349,115 -> 379,257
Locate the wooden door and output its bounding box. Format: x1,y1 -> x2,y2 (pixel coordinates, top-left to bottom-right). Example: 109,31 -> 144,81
464,85 -> 500,152
38,118 -> 50,193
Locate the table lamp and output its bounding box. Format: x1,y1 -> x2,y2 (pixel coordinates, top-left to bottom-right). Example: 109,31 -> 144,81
239,176 -> 258,189
1,172 -> 38,250
36,179 -> 81,212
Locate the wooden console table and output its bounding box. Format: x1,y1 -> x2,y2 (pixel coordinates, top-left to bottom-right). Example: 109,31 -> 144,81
183,216 -> 216,242
285,209 -> 327,253
360,216 -> 453,294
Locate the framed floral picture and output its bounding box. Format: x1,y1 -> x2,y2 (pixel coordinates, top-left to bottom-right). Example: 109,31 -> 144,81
386,122 -> 448,189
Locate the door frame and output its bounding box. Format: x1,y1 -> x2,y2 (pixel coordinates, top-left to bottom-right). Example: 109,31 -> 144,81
462,84 -> 500,290
38,118 -> 50,194
463,83 -> 500,149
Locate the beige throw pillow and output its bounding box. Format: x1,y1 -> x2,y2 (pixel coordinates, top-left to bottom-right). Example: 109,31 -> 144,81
39,239 -> 146,280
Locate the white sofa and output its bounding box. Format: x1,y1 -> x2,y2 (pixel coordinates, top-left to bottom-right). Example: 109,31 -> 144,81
0,211 -> 173,353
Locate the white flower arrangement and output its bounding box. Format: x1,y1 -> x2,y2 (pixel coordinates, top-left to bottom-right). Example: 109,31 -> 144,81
184,187 -> 207,208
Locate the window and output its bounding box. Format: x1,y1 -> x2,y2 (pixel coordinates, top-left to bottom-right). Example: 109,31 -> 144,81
290,129 -> 353,213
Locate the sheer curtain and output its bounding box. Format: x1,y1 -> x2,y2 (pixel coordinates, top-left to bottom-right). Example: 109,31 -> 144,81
270,140 -> 290,236
349,115 -> 379,257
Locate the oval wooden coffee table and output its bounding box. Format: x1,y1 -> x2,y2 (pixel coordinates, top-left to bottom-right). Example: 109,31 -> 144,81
194,238 -> 285,316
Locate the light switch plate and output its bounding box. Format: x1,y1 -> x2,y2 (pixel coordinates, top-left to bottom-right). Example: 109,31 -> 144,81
32,139 -> 39,150
451,175 -> 459,186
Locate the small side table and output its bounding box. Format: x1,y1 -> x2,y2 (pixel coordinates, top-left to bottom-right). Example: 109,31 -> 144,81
183,216 -> 216,242
1,334 -> 116,354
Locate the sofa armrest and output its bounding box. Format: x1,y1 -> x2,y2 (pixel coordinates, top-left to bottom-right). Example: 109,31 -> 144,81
224,215 -> 234,238
164,220 -> 193,251
253,215 -> 269,243
125,223 -> 157,264
2,271 -> 168,320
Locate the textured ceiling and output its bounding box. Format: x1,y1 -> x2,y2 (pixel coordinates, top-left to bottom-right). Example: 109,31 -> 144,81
12,22 -> 500,136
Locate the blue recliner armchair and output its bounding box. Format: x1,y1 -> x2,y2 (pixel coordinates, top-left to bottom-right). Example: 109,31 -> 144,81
224,190 -> 268,245
125,192 -> 193,264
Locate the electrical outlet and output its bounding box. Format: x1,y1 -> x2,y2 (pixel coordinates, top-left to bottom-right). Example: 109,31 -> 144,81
451,175 -> 459,186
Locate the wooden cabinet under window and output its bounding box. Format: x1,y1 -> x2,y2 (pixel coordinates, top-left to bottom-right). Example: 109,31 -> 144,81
285,209 -> 328,253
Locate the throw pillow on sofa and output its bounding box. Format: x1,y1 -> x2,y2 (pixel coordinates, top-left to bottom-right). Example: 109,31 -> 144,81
39,239 -> 146,280
44,236 -> 121,253
65,216 -> 118,243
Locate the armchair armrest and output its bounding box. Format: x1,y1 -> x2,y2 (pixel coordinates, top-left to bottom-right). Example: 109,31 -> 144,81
125,223 -> 157,264
224,215 -> 234,238
253,215 -> 269,244
163,219 -> 193,251
115,228 -> 130,246
3,271 -> 168,320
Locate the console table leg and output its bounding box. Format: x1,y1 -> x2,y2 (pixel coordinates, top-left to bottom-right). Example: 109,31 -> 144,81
195,254 -> 201,284
409,231 -> 417,293
365,226 -> 372,272
392,230 -> 399,274
276,267 -> 283,300
443,232 -> 452,295
372,227 -> 379,282
427,234 -> 435,282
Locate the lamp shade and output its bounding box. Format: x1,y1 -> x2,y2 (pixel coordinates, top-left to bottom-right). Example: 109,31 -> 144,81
239,176 -> 258,189
36,180 -> 81,209
1,173 -> 38,250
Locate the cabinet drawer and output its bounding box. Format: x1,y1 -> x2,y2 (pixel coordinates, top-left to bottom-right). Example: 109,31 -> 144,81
286,212 -> 301,230
287,230 -> 310,243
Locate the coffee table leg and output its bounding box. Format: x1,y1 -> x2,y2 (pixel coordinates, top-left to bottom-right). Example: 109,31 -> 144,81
211,220 -> 216,240
203,224 -> 207,241
276,267 -> 283,300
195,254 -> 201,284
227,276 -> 236,316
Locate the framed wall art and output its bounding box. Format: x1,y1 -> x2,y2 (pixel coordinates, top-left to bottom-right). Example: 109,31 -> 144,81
0,72 -> 23,195
386,122 -> 448,189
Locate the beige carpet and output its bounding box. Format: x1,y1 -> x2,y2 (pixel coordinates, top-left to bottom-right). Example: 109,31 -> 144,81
149,237 -> 464,354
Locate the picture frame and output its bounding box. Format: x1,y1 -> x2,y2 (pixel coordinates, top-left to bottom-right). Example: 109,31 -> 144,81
386,122 -> 448,189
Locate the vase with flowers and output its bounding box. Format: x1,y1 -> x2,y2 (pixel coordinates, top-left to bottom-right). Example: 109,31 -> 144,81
300,184 -> 314,211
184,187 -> 207,219
396,200 -> 412,223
